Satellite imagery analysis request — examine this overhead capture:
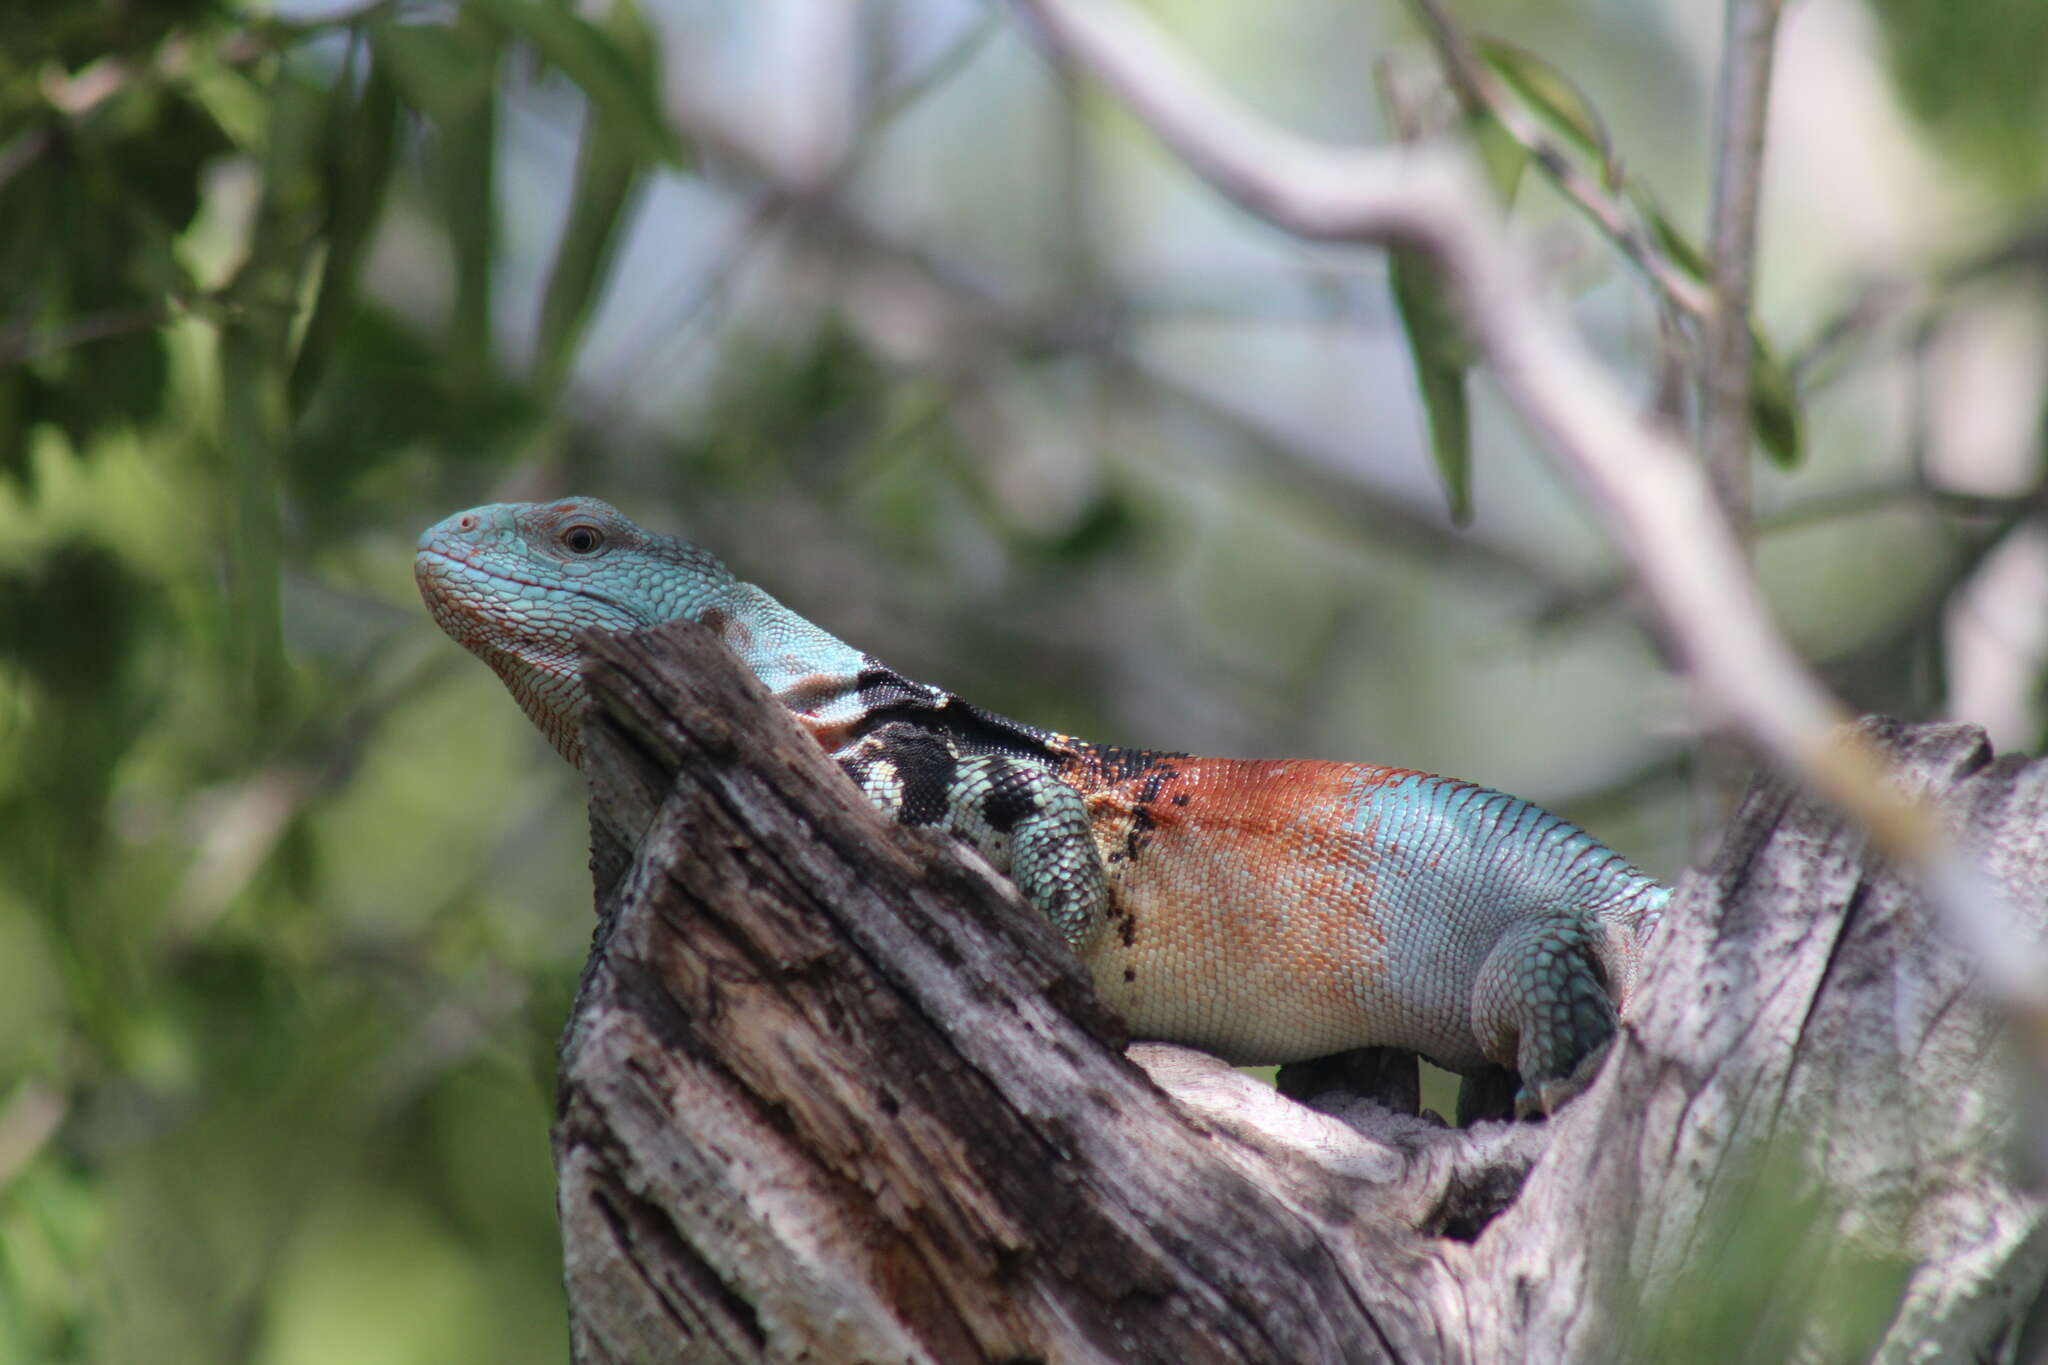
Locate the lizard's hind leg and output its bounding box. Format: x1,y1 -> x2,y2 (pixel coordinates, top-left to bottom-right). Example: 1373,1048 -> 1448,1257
1469,910 -> 1619,1117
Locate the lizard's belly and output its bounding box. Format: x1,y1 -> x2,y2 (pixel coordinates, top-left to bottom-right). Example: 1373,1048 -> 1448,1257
1069,755 -> 1515,1072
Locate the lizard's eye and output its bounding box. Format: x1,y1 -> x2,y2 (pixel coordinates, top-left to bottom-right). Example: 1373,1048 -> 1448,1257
562,524 -> 604,555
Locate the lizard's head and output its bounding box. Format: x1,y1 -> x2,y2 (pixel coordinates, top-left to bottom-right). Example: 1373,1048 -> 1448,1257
416,496 -> 733,766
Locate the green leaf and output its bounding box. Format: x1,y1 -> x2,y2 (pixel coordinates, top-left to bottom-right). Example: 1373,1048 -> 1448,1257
370,21 -> 497,127
1749,323 -> 1803,469
1477,39 -> 1613,174
438,76 -> 499,381
532,0 -> 669,395
1867,0 -> 2048,195
252,67 -> 331,226
1634,191 -> 1710,282
1631,191 -> 1799,465
1465,107 -> 1529,207
219,323 -> 291,739
1389,247 -> 1473,524
103,87 -> 234,238
0,539 -> 148,698
287,305 -> 542,531
464,0 -> 684,167
292,54 -> 401,410
534,117 -> 641,396
371,17 -> 502,381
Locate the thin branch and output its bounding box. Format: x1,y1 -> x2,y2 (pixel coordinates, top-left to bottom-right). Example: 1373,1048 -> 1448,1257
0,126 -> 52,196
1536,478 -> 2038,642
0,303 -> 173,368
1791,216 -> 2048,393
0,1080 -> 65,1195
1698,0 -> 1784,539
1405,0 -> 1716,323
865,9 -> 1001,132
999,0 -> 2048,1027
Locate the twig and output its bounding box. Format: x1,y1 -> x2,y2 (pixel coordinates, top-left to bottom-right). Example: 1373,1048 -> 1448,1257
0,303 -> 173,368
1535,478 -> 2037,632
1698,0 -> 1784,538
999,0 -> 2048,1028
0,126 -> 52,196
1405,0 -> 1715,323
866,10 -> 1001,132
1791,217 -> 2048,393
0,1081 -> 65,1195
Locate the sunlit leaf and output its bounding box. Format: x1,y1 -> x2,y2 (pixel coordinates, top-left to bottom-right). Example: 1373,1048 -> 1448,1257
1465,107 -> 1528,207
1477,38 -> 1613,175
1389,247 -> 1473,524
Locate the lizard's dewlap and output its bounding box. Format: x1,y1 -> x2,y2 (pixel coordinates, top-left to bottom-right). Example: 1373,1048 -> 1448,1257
420,496 -> 1669,1110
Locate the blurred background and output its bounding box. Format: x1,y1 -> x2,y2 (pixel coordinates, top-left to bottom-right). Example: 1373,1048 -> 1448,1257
1,0 -> 2043,1359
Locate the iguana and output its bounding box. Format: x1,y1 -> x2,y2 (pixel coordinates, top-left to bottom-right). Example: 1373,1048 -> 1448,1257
417,496 -> 1668,1116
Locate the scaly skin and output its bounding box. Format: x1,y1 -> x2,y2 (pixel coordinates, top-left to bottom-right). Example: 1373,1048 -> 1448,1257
418,497 -> 1668,1112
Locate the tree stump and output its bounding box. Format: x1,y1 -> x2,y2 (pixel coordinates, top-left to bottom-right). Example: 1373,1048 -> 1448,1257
553,618 -> 2048,1363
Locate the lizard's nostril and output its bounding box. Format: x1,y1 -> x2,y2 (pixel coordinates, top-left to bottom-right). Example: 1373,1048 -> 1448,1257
458,513 -> 479,532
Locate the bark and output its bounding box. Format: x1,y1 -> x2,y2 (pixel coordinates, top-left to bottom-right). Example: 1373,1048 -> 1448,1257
555,618 -> 2048,1364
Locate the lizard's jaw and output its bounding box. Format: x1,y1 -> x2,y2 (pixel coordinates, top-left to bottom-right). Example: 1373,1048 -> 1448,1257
415,547 -> 594,768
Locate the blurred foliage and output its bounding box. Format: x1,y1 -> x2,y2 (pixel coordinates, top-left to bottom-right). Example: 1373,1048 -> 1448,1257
0,0 -> 2042,1360
1628,1143 -> 1910,1364
0,0 -> 667,1358
1867,0 -> 2048,195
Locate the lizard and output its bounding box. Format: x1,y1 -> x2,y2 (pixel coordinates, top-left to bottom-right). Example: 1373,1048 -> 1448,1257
416,496 -> 1669,1118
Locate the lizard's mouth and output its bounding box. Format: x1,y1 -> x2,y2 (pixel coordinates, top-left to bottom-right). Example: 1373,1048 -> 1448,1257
413,546 -> 654,643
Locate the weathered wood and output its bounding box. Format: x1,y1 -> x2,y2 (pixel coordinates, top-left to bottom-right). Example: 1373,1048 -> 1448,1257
556,619 -> 2048,1363
1465,718 -> 2048,1361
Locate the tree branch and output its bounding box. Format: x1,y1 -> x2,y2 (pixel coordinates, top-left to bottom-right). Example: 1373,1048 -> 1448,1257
1699,0 -> 1784,539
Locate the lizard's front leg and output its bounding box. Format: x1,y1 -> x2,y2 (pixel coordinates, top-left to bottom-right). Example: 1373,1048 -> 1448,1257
840,723 -> 1109,948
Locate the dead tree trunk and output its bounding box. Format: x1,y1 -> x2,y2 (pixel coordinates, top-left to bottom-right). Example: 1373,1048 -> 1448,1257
554,618 -> 2048,1364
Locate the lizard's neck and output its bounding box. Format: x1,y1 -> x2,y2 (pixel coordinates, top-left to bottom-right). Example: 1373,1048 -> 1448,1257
701,583 -> 876,747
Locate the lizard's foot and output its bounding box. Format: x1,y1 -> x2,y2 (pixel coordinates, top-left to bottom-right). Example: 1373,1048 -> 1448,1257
1511,1036 -> 1613,1118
